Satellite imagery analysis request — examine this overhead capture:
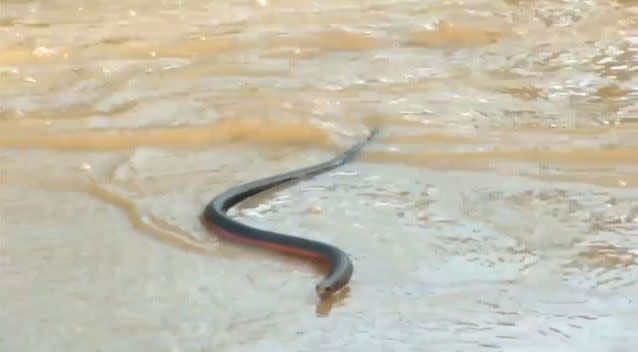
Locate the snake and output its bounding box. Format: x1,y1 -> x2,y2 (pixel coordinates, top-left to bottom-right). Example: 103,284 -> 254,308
201,128 -> 379,298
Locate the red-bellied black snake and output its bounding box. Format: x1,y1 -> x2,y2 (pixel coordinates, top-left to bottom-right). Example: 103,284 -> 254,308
201,128 -> 379,298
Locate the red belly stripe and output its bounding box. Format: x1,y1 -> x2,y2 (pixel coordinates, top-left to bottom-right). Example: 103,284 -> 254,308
204,221 -> 329,264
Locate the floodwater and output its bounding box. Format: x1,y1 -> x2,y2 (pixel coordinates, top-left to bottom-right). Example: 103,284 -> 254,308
1,0 -> 637,350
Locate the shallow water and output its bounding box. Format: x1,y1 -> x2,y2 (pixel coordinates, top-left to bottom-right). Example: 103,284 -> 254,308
1,0 -> 637,351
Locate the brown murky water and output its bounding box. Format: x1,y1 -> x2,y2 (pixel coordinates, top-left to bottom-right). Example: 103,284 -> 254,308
1,0 -> 638,350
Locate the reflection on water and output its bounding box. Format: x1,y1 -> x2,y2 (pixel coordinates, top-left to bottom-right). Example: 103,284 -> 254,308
1,0 -> 637,350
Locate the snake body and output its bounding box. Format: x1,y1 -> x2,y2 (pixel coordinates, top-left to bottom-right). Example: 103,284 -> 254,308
202,128 -> 378,298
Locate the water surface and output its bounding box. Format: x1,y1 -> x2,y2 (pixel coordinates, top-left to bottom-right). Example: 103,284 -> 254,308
1,0 -> 637,351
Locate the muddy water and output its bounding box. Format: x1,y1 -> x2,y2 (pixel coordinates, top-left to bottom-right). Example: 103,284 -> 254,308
1,0 -> 638,350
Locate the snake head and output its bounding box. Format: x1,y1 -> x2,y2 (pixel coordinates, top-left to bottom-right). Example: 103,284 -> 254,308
315,283 -> 334,299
